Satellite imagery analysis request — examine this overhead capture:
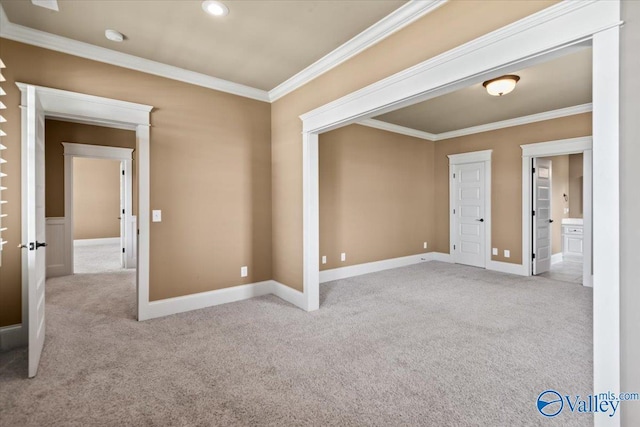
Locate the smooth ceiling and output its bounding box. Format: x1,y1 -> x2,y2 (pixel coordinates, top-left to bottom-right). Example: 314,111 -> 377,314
1,0 -> 407,91
374,47 -> 592,134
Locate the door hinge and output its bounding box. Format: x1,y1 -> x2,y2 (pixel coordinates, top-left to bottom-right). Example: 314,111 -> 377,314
453,244 -> 456,250
122,248 -> 125,253
453,208 -> 456,214
122,209 -> 125,214
532,210 -> 536,216
122,170 -> 125,176
532,253 -> 536,259
532,167 -> 536,174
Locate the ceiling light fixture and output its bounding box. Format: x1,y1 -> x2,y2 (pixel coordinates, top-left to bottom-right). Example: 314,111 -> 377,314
482,75 -> 520,96
202,0 -> 229,17
105,29 -> 125,42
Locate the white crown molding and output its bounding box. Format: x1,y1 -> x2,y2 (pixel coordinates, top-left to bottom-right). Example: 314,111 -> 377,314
299,0 -> 615,132
268,0 -> 447,102
436,103 -> 593,140
0,5 -> 270,103
357,118 -> 436,141
357,103 -> 593,142
0,1 -> 447,104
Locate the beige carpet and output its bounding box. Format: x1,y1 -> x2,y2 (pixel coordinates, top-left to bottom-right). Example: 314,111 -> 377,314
0,261 -> 592,426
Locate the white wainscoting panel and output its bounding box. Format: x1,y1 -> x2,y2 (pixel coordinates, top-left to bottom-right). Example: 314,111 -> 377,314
46,217 -> 70,277
0,324 -> 26,351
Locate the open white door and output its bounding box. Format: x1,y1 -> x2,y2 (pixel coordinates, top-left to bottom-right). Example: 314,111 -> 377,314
22,85 -> 47,378
120,162 -> 125,268
532,158 -> 553,275
451,162 -> 486,268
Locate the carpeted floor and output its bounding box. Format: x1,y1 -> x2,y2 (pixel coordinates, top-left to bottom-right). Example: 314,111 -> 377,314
0,261 -> 592,426
73,241 -> 123,274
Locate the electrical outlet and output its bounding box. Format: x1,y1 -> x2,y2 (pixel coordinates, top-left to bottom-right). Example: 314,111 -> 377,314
240,266 -> 248,277
492,248 -> 498,256
423,242 -> 428,249
322,256 -> 327,264
504,250 -> 510,258
341,252 -> 346,262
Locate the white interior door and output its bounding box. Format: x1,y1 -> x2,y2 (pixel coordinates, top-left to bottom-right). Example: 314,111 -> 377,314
533,158 -> 552,274
24,86 -> 47,378
120,162 -> 125,268
452,162 -> 486,268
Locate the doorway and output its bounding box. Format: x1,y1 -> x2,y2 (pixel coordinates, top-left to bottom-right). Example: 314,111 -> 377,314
62,141 -> 136,275
521,137 -> 593,287
18,83 -> 152,377
531,153 -> 586,285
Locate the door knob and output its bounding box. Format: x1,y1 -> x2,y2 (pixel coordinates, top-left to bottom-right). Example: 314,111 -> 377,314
18,244 -> 29,249
476,218 -> 484,222
549,219 -> 554,223
35,241 -> 47,250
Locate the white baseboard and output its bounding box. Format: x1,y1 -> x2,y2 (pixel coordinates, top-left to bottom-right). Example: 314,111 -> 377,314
319,252 -> 440,283
431,252 -> 452,263
551,253 -> 563,265
144,281 -> 274,320
0,324 -> 26,351
270,281 -> 307,310
142,279 -> 309,321
486,260 -> 528,276
74,237 -> 120,246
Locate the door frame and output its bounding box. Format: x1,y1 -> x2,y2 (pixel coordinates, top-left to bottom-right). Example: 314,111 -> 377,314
18,83 -> 153,325
448,150 -> 492,268
62,142 -> 135,273
521,136 -> 593,286
299,1 -> 621,416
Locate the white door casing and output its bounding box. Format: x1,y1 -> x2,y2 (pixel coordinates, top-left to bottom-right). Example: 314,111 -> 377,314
451,162 -> 486,268
521,137 -> 593,286
21,85 -> 46,378
533,158 -> 553,275
120,162 -> 126,268
63,143 -> 134,271
448,150 -> 492,269
18,83 -> 153,352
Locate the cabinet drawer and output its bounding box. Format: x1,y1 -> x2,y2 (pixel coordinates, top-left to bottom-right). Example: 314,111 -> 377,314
563,226 -> 583,235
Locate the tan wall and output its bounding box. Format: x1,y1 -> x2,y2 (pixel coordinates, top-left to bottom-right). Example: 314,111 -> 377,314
73,158 -> 121,240
272,0 -> 557,290
45,119 -> 137,218
0,39 -> 272,326
319,125 -> 434,270
541,155 -> 569,255
568,153 -> 583,218
432,113 -> 592,264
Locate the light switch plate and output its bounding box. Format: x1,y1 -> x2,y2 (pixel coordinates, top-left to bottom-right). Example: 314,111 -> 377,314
152,210 -> 162,222
504,249 -> 510,258
241,266 -> 248,277
492,248 -> 498,256
322,256 -> 327,264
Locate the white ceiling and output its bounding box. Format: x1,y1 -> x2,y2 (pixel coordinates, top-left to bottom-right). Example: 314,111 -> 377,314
374,47 -> 593,134
0,0 -> 407,91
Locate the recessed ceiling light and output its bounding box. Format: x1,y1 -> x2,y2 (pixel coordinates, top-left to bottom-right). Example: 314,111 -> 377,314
202,0 -> 229,17
482,75 -> 520,96
105,29 -> 125,43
